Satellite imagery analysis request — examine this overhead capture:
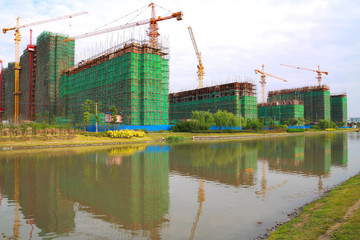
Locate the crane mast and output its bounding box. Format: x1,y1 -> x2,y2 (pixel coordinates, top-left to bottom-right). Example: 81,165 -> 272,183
2,11 -> 87,123
188,26 -> 204,88
280,64 -> 328,86
255,64 -> 288,103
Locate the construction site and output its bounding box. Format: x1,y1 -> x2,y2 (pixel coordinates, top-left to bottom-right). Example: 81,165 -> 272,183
258,100 -> 304,124
59,40 -> 170,125
0,3 -> 348,127
266,85 -> 331,123
169,82 -> 257,124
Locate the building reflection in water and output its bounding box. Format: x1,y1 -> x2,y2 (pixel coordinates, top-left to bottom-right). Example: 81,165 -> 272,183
0,133 -> 349,239
0,146 -> 169,239
169,142 -> 258,188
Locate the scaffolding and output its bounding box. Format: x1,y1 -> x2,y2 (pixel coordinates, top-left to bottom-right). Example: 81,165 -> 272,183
169,82 -> 257,124
59,40 -> 169,125
258,100 -> 304,124
267,85 -> 330,123
2,62 -> 15,120
35,31 -> 75,121
330,94 -> 347,123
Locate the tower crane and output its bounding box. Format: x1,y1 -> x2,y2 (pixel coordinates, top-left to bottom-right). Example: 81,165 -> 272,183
2,11 -> 88,123
189,179 -> 205,240
280,64 -> 328,86
66,3 -> 183,49
255,64 -> 288,103
188,26 -> 204,89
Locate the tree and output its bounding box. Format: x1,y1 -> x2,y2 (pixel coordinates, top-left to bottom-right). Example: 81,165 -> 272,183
267,117 -> 274,128
213,110 -> 238,130
191,111 -> 214,130
245,118 -> 264,131
298,118 -> 305,126
318,119 -> 337,130
83,99 -> 92,131
110,105 -> 118,129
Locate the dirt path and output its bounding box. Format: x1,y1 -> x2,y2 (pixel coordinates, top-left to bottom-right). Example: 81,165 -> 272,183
318,197 -> 360,240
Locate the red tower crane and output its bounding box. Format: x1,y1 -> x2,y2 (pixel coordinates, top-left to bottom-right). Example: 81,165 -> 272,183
27,29 -> 36,121
280,64 -> 328,86
255,64 -> 288,103
66,3 -> 183,48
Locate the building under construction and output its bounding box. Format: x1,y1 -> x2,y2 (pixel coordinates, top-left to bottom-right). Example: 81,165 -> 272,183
1,31 -> 74,122
1,31 -> 170,125
59,40 -> 170,125
169,82 -> 257,124
267,85 -> 331,123
258,100 -> 304,124
330,94 -> 347,123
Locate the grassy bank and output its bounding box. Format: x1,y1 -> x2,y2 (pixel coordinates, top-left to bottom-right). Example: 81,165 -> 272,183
0,128 -> 356,150
268,173 -> 360,240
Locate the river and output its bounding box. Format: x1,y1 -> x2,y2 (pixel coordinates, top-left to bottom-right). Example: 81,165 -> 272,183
0,132 -> 360,239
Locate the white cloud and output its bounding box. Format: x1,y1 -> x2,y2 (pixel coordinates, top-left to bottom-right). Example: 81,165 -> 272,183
0,0 -> 359,116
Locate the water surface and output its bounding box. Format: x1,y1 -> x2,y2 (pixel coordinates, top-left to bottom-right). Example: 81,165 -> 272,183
1,132 -> 360,239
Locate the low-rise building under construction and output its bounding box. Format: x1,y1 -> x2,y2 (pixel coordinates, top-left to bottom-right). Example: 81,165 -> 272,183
258,100 -> 304,124
267,85 -> 331,123
169,82 -> 257,124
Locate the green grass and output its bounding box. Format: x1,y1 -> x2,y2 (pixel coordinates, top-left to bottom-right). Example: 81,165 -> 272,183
0,129 -> 355,150
268,173 -> 360,240
332,207 -> 360,239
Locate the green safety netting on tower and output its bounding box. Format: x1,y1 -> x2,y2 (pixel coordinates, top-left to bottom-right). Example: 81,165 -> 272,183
58,43 -> 169,126
267,86 -> 331,123
169,82 -> 258,124
330,95 -> 347,123
258,102 -> 304,124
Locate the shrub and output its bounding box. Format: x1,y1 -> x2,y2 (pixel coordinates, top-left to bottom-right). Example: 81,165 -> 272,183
164,135 -> 186,142
318,120 -> 337,130
311,125 -> 320,130
244,119 -> 264,131
107,130 -> 145,139
172,121 -> 208,132
276,124 -> 288,130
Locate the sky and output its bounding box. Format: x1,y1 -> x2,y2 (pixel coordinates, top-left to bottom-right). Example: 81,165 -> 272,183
0,0 -> 359,117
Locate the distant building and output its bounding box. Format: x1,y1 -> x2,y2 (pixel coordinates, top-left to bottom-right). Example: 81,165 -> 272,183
349,117 -> 360,123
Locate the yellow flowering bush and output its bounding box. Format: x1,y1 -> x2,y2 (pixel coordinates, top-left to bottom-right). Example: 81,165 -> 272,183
107,130 -> 145,139
325,128 -> 336,131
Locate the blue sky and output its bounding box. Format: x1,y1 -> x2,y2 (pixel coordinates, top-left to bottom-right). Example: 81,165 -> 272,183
0,0 -> 359,117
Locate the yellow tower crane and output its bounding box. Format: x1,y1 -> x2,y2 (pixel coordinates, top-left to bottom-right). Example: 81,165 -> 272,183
188,26 -> 205,89
255,64 -> 288,103
2,11 -> 87,123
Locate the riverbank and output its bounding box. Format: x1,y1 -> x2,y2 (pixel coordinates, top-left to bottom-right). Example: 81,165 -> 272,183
0,128 -> 356,150
259,173 -> 360,240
